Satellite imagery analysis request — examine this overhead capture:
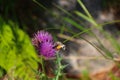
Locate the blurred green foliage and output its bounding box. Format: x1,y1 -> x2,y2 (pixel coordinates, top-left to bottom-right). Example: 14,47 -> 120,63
0,0 -> 120,80
0,17 -> 38,80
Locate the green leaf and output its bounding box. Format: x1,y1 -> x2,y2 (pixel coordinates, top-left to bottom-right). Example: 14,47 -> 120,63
75,11 -> 97,26
0,17 -> 39,80
64,17 -> 85,31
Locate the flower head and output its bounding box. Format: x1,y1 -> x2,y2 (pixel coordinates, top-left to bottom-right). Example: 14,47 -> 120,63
32,30 -> 56,58
32,30 -> 53,47
39,41 -> 56,58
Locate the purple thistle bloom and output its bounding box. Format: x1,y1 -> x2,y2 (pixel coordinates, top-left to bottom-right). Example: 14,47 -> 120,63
39,41 -> 56,58
36,30 -> 53,42
32,30 -> 53,47
32,30 -> 56,58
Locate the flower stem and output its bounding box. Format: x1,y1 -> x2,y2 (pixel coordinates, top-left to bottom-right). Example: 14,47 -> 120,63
54,53 -> 62,80
40,56 -> 47,80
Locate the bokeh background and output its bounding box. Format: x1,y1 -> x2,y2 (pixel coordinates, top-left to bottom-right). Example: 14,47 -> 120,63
0,0 -> 120,80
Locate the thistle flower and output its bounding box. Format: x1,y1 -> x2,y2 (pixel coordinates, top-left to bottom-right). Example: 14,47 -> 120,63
39,41 -> 56,58
32,30 -> 56,58
32,30 -> 53,47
